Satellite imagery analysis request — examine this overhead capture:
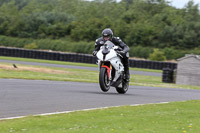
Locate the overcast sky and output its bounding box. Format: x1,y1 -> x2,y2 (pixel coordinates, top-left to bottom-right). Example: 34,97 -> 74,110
87,0 -> 200,9
168,0 -> 200,8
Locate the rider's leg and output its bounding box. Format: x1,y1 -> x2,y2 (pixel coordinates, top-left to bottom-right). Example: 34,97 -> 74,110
123,56 -> 130,82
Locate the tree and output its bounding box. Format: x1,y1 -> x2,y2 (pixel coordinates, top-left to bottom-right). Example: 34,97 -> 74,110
149,48 -> 166,61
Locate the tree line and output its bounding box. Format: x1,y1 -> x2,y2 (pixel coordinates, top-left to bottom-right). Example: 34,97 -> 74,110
0,0 -> 200,60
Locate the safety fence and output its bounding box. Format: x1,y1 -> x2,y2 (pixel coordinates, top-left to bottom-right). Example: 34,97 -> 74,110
0,47 -> 177,83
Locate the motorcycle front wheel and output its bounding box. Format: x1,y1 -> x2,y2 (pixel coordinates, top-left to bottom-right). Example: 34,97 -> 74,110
115,79 -> 129,94
99,67 -> 110,92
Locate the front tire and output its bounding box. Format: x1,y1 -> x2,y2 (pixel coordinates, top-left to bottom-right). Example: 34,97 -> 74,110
99,67 -> 110,92
115,79 -> 129,94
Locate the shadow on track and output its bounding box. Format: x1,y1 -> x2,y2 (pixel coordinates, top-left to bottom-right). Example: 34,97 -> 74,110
69,89 -> 136,96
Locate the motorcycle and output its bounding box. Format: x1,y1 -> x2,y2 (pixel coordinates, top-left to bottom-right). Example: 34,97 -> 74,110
96,41 -> 129,94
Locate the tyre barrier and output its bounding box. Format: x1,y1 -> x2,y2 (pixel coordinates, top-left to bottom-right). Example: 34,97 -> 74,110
162,68 -> 174,83
0,47 -> 177,83
129,59 -> 177,70
0,47 -> 97,64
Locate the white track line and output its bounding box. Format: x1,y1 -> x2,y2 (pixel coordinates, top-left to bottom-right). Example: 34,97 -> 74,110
0,102 -> 169,121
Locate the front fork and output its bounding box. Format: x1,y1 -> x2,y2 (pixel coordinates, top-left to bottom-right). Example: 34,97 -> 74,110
100,62 -> 112,80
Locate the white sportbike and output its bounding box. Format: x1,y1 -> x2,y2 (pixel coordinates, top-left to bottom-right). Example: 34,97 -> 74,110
96,41 -> 129,94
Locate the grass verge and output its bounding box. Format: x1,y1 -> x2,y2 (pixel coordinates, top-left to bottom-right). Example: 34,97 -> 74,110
0,100 -> 199,133
0,62 -> 199,89
0,63 -> 98,83
0,56 -> 162,73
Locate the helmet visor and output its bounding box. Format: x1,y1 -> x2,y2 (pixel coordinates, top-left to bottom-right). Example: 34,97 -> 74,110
103,34 -> 112,40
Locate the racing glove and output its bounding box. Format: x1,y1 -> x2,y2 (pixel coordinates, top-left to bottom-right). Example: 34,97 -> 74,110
92,50 -> 98,56
117,50 -> 126,56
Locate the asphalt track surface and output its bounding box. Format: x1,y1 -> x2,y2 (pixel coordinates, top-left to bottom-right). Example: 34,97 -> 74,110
0,59 -> 162,77
1,79 -> 200,119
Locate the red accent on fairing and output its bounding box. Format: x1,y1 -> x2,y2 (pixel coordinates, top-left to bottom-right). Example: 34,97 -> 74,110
101,65 -> 111,78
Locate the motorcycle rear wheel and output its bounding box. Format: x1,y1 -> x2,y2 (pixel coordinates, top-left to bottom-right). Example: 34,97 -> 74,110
99,67 -> 110,92
115,79 -> 129,94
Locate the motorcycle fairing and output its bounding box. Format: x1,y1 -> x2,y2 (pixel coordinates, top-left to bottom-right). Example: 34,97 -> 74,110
109,57 -> 124,82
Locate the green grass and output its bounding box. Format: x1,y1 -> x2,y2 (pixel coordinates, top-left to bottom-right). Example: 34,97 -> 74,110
0,56 -> 162,73
0,63 -> 98,83
131,74 -> 200,89
0,56 -> 97,67
0,100 -> 199,133
0,62 -> 199,89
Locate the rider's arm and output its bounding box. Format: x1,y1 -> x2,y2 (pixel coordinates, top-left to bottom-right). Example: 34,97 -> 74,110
94,42 -> 100,51
93,38 -> 103,56
113,37 -> 129,53
94,38 -> 104,51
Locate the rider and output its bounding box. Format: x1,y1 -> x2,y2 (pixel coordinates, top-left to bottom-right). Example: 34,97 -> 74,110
93,28 -> 130,81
